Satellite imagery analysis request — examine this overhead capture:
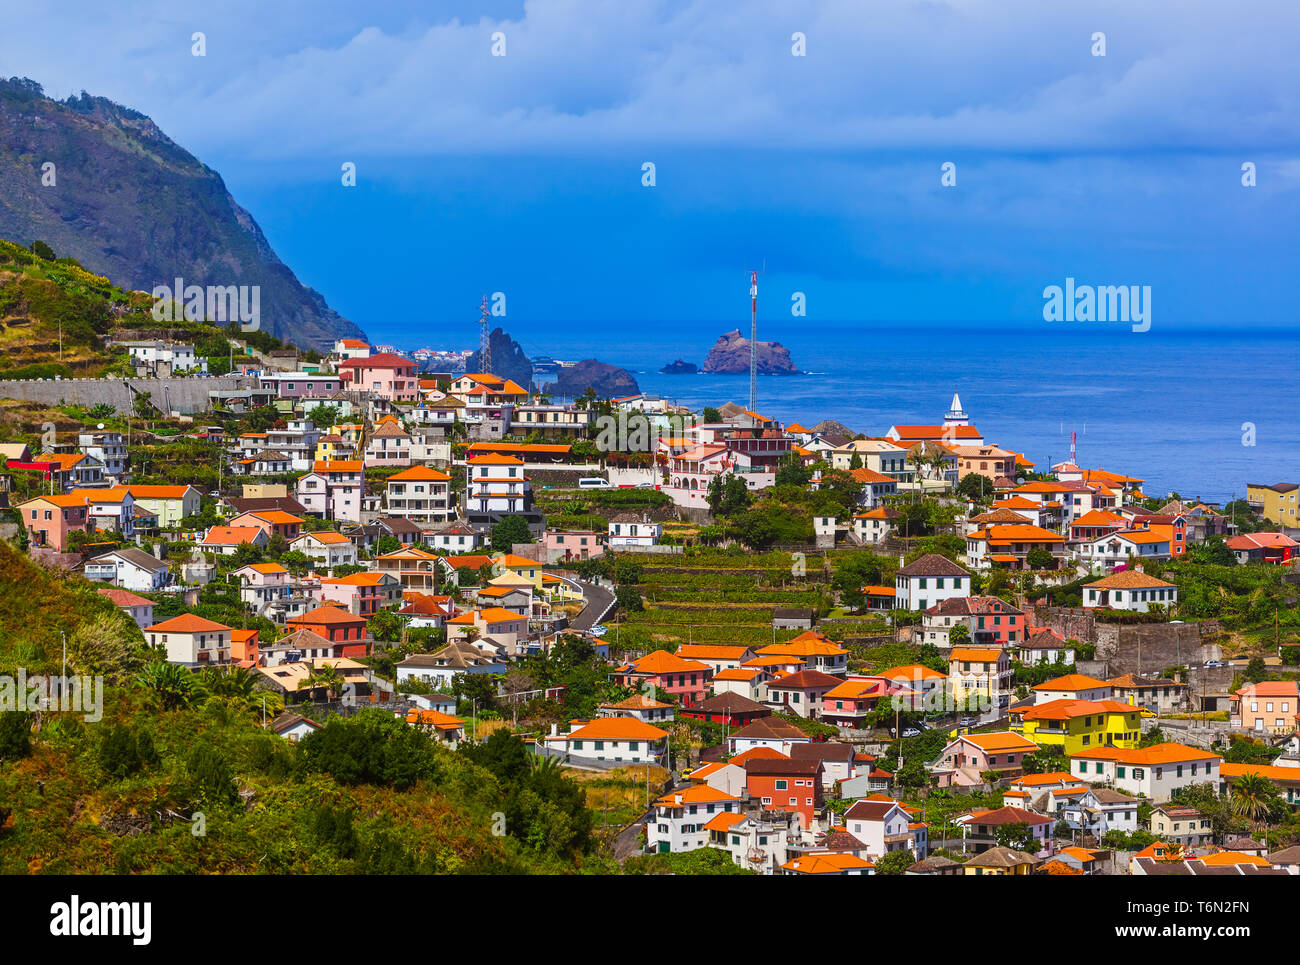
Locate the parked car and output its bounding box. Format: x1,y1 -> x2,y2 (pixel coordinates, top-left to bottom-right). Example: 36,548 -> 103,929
1205,660 -> 1225,667
589,624 -> 608,636
959,716 -> 977,727
578,477 -> 613,489
902,727 -> 922,738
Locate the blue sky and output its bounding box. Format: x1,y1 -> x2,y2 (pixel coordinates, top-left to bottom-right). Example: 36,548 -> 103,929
4,0 -> 1299,347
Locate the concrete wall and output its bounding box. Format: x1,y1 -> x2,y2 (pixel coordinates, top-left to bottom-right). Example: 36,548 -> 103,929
0,375 -> 254,415
1095,622 -> 1222,677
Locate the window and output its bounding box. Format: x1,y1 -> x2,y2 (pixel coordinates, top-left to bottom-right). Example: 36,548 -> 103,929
775,780 -> 788,790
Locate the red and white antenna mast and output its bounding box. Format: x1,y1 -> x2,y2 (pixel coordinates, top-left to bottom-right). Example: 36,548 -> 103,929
748,270 -> 758,412
1069,429 -> 1077,465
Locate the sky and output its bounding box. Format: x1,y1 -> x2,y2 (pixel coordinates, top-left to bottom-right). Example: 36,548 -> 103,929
3,0 -> 1300,348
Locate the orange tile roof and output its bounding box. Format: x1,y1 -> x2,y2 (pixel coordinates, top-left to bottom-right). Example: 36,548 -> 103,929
202,526 -> 265,544
1071,742 -> 1220,765
630,650 -> 712,675
387,465 -> 450,481
781,852 -> 874,874
1220,762 -> 1300,783
553,716 -> 659,741
950,648 -> 1002,662
653,783 -> 736,806
958,732 -> 1038,753
1019,698 -> 1142,722
147,614 -> 232,634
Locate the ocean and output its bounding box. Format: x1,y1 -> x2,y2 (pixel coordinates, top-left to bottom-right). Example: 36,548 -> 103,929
396,321 -> 1300,505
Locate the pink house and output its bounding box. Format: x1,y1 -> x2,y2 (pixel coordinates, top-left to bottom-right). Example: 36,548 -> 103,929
17,494 -> 90,550
543,530 -> 605,563
319,571 -> 403,617
614,650 -> 713,707
1231,681 -> 1300,735
337,352 -> 418,402
931,731 -> 1040,787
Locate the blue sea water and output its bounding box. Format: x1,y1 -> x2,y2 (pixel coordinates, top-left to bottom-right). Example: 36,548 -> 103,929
403,321 -> 1300,505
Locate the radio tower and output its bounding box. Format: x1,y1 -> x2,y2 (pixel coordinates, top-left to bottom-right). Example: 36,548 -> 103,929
478,294 -> 492,375
748,270 -> 758,413
1069,429 -> 1078,465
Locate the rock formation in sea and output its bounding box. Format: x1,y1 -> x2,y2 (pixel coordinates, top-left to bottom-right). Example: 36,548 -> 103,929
700,330 -> 799,374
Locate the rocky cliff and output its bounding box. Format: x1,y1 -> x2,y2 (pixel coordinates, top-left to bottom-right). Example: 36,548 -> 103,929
0,77 -> 366,352
552,359 -> 640,399
701,329 -> 799,374
466,327 -> 533,388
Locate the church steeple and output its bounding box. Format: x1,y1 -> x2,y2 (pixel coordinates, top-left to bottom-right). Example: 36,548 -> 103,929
944,392 -> 968,427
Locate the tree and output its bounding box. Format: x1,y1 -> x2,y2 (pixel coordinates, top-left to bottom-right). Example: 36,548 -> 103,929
874,848 -> 915,875
30,239 -> 56,261
1026,547 -> 1055,570
993,821 -> 1035,852
369,608 -> 403,644
775,451 -> 812,487
615,585 -> 644,613
948,623 -> 971,647
135,661 -> 196,710
1244,657 -> 1269,684
0,711 -> 33,762
1228,772 -> 1284,835
702,407 -> 722,423
490,515 -> 533,552
956,472 -> 993,502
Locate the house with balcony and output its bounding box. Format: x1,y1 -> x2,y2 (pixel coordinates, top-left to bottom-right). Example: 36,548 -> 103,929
921,595 -> 1023,649
965,523 -> 1066,570
608,513 -> 661,547
644,784 -> 738,854
83,546 -> 169,591
754,631 -> 849,676
319,571 -> 403,617
145,614 -> 234,666
384,465 -> 453,525
296,460 -> 365,523
1010,698 -> 1145,755
929,732 -> 1039,788
289,530 -> 359,571
337,352 -> 419,401
463,453 -> 544,535
947,647 -> 1012,708
365,417 -> 413,467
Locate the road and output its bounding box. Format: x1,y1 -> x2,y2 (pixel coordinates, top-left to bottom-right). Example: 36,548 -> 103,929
568,577 -> 614,633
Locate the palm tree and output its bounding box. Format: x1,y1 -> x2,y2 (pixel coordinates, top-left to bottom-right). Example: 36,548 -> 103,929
1229,772 -> 1281,841
135,661 -> 196,711
302,664 -> 344,703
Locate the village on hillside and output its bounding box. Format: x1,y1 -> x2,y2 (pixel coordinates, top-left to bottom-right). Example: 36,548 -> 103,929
3,337 -> 1300,878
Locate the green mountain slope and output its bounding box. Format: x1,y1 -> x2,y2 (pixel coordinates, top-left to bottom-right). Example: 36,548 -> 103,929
0,77 -> 365,352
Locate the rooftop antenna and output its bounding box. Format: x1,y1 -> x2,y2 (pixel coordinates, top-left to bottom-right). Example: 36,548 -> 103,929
478,294 -> 492,375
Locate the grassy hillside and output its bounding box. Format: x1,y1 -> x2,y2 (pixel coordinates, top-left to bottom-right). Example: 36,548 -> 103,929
0,543 -> 624,875
0,236 -> 313,380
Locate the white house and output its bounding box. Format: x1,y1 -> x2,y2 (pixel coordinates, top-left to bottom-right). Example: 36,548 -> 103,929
1058,788 -> 1140,837
843,798 -> 926,859
289,530 -> 359,571
1078,531 -> 1173,569
83,547 -> 169,591
1083,569 -> 1178,613
268,712 -> 322,743
1069,744 -> 1222,802
607,513 -> 662,547
96,587 -> 155,628
705,811 -> 793,874
144,614 -> 234,665
543,717 -> 668,766
385,465 -> 454,525
645,784 -> 740,854
394,640 -> 506,688
894,554 -> 971,611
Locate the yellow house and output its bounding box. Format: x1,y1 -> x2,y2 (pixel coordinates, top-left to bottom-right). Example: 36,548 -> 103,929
494,553 -> 545,589
540,571 -> 584,603
330,423 -> 366,447
1246,482 -> 1298,525
962,846 -> 1036,875
1013,698 -> 1146,755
